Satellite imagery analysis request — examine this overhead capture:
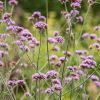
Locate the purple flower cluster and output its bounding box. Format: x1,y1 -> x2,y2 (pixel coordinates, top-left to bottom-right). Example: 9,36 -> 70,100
65,65 -> 85,83
71,2 -> 81,9
0,42 -> 9,50
48,33 -> 64,44
88,0 -> 94,5
89,75 -> 100,87
49,54 -> 68,67
2,12 -> 40,53
75,50 -> 88,55
0,33 -> 10,40
90,75 -> 99,81
7,80 -> 25,86
32,72 -> 46,80
61,0 -> 83,23
3,13 -> 15,26
24,92 -> 32,97
82,33 -> 98,40
63,51 -> 72,57
80,57 -> 96,69
52,46 -> 60,52
94,81 -> 100,87
67,66 -> 78,72
29,11 -> 46,22
32,71 -> 61,93
0,0 -> 100,98
8,0 -> 18,6
46,70 -> 58,79
45,79 -> 62,94
34,21 -> 48,30
81,33 -> 89,39
0,50 -> 8,58
29,11 -> 47,30
94,26 -> 100,31
7,25 -> 39,52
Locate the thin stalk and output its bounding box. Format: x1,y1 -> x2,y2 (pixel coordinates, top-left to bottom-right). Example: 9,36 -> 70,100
4,0 -> 7,12
35,31 -> 42,100
77,5 -> 91,41
37,32 -> 42,71
35,80 -> 37,100
59,32 -> 70,100
39,80 -> 41,100
45,0 -> 50,70
11,6 -> 14,16
59,3 -> 72,100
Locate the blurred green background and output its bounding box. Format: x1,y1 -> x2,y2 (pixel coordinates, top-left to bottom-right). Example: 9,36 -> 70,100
12,0 -> 100,27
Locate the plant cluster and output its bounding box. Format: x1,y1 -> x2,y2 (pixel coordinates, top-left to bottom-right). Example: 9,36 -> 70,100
0,0 -> 100,100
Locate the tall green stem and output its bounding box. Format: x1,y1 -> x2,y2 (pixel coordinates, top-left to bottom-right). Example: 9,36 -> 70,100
45,0 -> 50,70
59,3 -> 72,100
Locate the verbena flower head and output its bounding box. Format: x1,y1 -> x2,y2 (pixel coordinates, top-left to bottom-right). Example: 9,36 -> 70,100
52,46 -> 60,52
16,80 -> 25,85
59,56 -> 68,63
21,46 -> 30,52
75,50 -> 88,55
79,55 -> 86,60
46,70 -> 58,79
9,0 -> 18,6
67,66 -> 78,72
63,12 -> 71,19
52,79 -> 61,85
3,13 -> 11,20
45,88 -> 54,94
88,0 -> 94,5
76,70 -> 85,76
7,80 -> 16,86
94,26 -> 100,31
94,81 -> 100,87
71,74 -> 79,80
53,84 -> 62,91
34,21 -> 48,30
0,33 -> 10,39
65,77 -> 72,84
0,50 -> 8,58
54,36 -> 64,44
81,33 -> 89,39
63,51 -> 72,57
24,92 -> 32,97
90,33 -> 97,40
32,73 -> 46,80
80,58 -> 96,69
55,61 -> 62,67
0,42 -> 9,50
53,31 -> 59,37
93,43 -> 100,48
48,37 -> 57,44
39,16 -> 46,22
71,2 -> 81,9
76,16 -> 83,22
70,9 -> 79,17
49,55 -> 58,61
32,11 -> 41,18
90,75 -> 99,81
